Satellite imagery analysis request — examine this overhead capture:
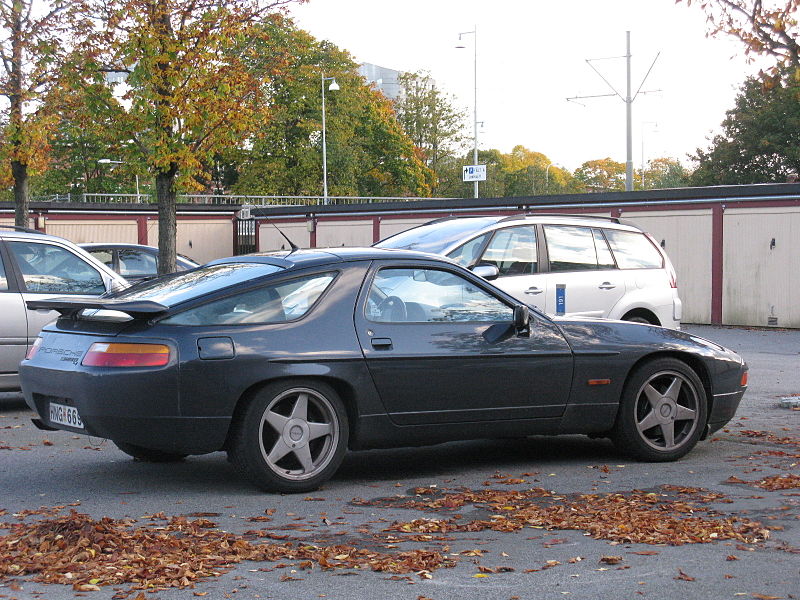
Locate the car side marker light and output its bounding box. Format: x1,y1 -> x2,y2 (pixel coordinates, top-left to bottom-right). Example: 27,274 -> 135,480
741,371 -> 748,387
82,343 -> 170,367
587,379 -> 611,386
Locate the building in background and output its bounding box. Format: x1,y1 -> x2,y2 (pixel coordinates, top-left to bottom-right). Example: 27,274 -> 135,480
359,63 -> 403,100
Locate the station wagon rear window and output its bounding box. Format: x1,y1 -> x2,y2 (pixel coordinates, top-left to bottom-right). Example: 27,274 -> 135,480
604,230 -> 664,269
112,263 -> 285,307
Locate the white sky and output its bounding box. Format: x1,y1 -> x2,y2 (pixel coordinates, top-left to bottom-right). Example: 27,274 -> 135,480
289,0 -> 765,171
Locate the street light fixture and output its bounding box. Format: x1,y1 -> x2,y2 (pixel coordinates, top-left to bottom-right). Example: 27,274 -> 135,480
641,121 -> 658,188
545,163 -> 563,191
456,26 -> 479,199
321,73 -> 339,205
98,158 -> 140,199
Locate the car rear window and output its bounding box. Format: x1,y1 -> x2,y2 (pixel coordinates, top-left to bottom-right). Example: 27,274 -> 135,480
604,229 -> 664,269
376,217 -> 499,254
112,262 -> 284,307
161,272 -> 336,325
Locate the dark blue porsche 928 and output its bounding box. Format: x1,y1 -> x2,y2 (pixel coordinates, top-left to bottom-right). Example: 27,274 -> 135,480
19,248 -> 747,492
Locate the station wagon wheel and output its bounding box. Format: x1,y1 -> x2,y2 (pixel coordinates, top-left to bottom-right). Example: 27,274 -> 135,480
612,358 -> 707,462
229,380 -> 348,493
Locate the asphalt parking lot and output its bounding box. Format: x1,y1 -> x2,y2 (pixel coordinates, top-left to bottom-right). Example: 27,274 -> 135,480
0,324 -> 798,600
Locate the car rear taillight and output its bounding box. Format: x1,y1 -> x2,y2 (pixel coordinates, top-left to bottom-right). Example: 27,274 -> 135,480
82,343 -> 170,367
741,371 -> 748,387
25,337 -> 42,360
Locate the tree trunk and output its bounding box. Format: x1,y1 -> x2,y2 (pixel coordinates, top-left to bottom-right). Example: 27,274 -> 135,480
12,160 -> 29,228
156,163 -> 178,275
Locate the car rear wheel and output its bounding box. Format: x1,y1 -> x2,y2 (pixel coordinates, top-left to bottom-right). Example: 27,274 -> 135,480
228,380 -> 348,493
113,441 -> 187,462
611,358 -> 707,462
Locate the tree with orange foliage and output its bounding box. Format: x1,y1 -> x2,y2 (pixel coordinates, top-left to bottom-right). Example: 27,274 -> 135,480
678,0 -> 799,78
0,1 -> 80,227
73,0 -> 299,273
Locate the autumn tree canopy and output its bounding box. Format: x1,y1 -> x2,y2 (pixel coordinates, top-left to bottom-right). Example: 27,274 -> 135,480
679,0 -> 799,78
231,20 -> 433,198
72,0 -> 297,273
393,71 -> 467,193
0,0 -> 79,226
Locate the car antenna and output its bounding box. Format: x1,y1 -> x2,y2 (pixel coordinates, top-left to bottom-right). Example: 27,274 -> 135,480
265,218 -> 299,253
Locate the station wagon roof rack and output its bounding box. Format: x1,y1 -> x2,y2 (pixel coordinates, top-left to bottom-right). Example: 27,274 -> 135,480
497,213 -> 621,224
0,225 -> 44,234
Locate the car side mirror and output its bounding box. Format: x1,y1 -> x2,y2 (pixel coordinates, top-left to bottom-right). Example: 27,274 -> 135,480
513,304 -> 530,333
471,264 -> 500,281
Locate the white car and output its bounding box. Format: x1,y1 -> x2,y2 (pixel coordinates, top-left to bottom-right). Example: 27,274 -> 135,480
0,227 -> 129,390
376,214 -> 682,329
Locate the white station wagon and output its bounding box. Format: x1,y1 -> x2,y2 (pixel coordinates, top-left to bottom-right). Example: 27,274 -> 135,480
376,214 -> 682,329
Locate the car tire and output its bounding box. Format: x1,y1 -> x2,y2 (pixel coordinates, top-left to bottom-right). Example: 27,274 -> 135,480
114,441 -> 188,462
611,358 -> 707,462
228,380 -> 348,493
624,315 -> 655,325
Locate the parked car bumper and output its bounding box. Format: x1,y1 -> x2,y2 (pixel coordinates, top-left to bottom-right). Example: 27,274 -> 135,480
20,362 -> 229,455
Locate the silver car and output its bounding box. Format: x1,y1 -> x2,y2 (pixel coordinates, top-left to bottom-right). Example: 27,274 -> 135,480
0,227 -> 128,390
376,214 -> 682,329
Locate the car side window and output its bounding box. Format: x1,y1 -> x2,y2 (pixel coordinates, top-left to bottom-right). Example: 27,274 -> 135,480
88,249 -> 115,269
0,253 -> 8,291
446,233 -> 490,267
161,272 -> 337,326
479,226 -> 538,276
543,225 -> 599,272
593,229 -> 617,269
603,229 -> 664,269
119,249 -> 158,277
8,241 -> 105,294
367,267 -> 513,323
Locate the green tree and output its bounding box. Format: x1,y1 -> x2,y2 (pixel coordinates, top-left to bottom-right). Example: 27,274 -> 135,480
0,1 -> 78,225
690,74 -> 800,185
639,157 -> 690,189
73,0 -> 297,274
393,70 -> 467,193
232,22 -> 433,198
574,157 -> 627,191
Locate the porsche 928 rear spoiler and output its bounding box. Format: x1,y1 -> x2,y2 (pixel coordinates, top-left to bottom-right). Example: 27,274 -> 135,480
26,297 -> 169,318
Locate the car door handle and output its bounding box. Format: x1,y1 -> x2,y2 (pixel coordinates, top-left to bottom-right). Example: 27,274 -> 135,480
371,337 -> 393,349
598,282 -> 616,290
524,287 -> 543,295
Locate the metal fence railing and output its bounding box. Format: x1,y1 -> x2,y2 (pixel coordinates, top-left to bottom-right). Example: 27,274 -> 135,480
39,193 -> 454,206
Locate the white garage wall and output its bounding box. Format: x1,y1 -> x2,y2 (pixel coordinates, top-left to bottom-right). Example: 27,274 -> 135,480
316,220 -> 374,247
45,219 -> 139,244
723,207 -> 800,328
623,210 -> 713,324
148,219 -> 233,264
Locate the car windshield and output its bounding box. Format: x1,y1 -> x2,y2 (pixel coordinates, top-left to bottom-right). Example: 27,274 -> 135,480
109,262 -> 284,307
376,217 -> 499,254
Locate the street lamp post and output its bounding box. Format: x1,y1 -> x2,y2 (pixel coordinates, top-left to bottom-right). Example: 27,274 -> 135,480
98,158 -> 140,199
545,163 -> 556,191
320,73 -> 339,205
641,121 -> 658,188
456,26 -> 479,199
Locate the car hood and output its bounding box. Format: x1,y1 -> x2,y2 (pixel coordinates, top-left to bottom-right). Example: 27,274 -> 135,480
552,316 -> 735,359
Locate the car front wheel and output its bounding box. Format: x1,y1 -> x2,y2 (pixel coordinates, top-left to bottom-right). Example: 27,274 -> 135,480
612,358 -> 707,462
228,380 -> 348,493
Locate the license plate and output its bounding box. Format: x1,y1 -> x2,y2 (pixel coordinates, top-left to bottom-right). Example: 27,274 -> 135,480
49,402 -> 84,430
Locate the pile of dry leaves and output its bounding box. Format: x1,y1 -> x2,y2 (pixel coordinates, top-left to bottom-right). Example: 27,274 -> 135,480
384,487 -> 768,545
0,510 -> 453,592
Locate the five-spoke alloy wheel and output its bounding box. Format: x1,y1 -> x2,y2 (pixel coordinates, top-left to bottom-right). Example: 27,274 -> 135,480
612,358 -> 707,461
229,380 -> 348,492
